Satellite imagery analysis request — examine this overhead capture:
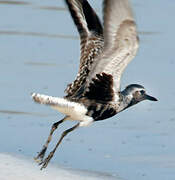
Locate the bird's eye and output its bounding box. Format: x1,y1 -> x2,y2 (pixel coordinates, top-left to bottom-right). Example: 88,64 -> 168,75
140,90 -> 145,95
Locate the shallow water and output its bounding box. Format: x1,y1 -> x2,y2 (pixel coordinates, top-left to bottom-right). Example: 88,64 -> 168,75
0,153 -> 119,180
0,0 -> 175,180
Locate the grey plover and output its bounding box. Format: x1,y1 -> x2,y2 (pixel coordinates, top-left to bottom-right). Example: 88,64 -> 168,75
32,0 -> 158,169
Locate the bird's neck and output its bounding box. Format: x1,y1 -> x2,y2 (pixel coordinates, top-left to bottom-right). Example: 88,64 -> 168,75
118,92 -> 136,112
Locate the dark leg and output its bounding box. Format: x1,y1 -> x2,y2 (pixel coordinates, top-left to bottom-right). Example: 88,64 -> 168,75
40,122 -> 80,170
34,116 -> 68,163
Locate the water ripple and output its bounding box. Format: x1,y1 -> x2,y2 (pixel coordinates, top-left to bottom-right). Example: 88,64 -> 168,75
24,62 -> 57,66
0,110 -> 50,117
0,0 -> 30,5
0,30 -> 159,40
0,30 -> 78,40
38,6 -> 67,11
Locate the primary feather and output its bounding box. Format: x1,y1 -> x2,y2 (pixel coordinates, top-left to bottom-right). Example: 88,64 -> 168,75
64,0 -> 104,97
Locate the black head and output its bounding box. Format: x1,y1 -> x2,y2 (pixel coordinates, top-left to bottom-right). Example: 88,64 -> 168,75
122,84 -> 158,106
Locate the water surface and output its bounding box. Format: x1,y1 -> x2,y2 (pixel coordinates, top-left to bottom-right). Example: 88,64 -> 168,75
0,0 -> 175,180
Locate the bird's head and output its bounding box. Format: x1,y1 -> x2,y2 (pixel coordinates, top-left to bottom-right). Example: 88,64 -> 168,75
122,84 -> 158,107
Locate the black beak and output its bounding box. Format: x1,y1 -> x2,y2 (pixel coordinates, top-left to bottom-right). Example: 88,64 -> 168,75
145,94 -> 158,101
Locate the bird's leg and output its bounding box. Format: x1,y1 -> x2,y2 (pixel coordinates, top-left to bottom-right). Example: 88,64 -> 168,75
34,116 -> 68,163
40,122 -> 80,170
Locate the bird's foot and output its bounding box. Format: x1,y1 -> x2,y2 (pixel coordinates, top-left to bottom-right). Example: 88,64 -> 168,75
34,146 -> 47,164
39,151 -> 54,170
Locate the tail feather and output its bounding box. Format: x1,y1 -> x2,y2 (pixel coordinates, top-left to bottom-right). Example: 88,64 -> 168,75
31,93 -> 71,107
31,93 -> 87,118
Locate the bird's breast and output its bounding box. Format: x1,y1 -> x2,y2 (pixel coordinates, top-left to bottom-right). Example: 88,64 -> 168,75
86,103 -> 117,121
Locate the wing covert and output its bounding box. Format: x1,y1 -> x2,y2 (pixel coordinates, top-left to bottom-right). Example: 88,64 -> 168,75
85,0 -> 139,96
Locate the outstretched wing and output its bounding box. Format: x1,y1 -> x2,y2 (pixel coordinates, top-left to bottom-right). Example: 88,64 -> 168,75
82,0 -> 139,102
64,0 -> 104,97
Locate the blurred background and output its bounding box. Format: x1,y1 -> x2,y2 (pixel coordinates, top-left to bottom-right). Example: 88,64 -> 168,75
0,0 -> 175,180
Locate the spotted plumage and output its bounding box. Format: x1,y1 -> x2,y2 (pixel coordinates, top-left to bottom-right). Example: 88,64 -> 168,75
65,36 -> 104,97
64,0 -> 104,97
31,0 -> 157,170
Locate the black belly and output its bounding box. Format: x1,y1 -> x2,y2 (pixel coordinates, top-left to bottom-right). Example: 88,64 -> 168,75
86,104 -> 117,121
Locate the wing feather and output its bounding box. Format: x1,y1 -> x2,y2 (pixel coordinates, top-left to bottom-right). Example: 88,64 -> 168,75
85,0 -> 139,96
64,0 -> 104,97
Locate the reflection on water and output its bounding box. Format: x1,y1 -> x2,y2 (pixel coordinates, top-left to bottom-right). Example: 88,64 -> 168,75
0,110 -> 50,117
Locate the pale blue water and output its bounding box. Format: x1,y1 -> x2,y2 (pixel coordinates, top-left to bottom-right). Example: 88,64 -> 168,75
0,0 -> 175,180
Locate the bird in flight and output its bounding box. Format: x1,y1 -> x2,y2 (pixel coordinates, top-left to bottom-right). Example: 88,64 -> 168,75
32,0 -> 157,170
